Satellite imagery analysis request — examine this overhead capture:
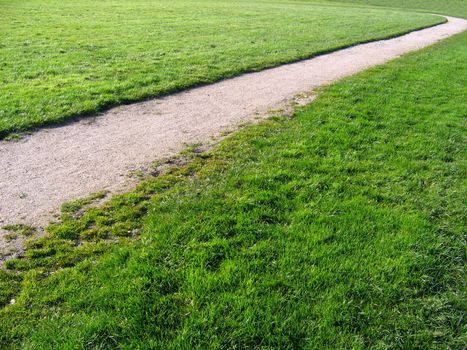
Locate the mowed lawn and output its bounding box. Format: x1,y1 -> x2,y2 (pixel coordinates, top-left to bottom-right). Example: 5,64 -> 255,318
0,0 -> 443,137
1,27 -> 465,348
328,0 -> 467,18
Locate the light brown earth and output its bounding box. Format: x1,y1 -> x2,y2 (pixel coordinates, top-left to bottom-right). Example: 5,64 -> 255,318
1,15 -> 466,258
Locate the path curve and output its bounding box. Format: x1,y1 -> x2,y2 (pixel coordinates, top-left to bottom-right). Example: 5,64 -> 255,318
1,15 -> 466,256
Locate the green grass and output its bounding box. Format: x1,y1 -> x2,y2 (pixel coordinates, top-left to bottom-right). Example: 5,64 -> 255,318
1,28 -> 466,349
0,0 -> 443,138
327,0 -> 467,18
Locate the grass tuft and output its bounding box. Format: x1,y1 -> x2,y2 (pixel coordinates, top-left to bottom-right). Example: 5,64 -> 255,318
3,224 -> 35,237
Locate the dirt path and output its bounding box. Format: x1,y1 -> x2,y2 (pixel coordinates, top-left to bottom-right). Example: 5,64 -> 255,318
1,15 -> 466,257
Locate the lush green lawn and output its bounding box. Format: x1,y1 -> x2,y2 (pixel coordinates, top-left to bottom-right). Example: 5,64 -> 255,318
0,0 -> 443,138
328,0 -> 467,18
1,27 -> 465,348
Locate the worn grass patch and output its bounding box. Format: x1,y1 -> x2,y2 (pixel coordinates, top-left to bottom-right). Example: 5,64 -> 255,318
2,224 -> 35,237
0,0 -> 443,137
0,28 -> 465,348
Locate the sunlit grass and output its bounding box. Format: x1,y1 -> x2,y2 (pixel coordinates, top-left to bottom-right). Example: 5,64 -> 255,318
328,0 -> 467,18
1,29 -> 465,348
0,0 -> 442,137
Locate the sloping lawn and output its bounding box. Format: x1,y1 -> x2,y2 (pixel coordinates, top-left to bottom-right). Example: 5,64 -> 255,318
0,0 -> 442,137
328,0 -> 467,18
1,29 -> 465,348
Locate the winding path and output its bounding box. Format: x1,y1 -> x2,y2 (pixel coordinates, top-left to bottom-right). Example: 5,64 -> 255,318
1,15 -> 466,257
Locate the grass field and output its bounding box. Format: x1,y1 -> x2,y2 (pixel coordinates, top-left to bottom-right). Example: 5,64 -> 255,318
328,0 -> 467,18
0,0 -> 443,138
1,26 -> 465,348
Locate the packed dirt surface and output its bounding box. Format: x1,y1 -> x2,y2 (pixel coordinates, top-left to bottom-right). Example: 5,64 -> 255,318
1,15 -> 466,258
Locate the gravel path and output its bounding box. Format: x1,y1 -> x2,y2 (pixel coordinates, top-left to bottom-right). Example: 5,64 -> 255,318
1,15 -> 466,257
